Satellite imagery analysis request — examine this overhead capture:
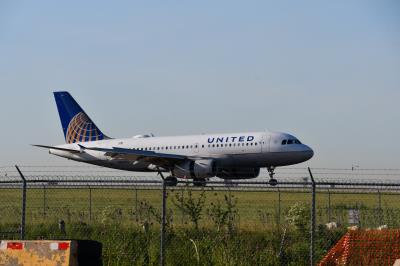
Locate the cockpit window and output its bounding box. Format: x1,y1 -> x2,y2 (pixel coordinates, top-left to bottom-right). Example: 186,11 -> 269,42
282,139 -> 302,145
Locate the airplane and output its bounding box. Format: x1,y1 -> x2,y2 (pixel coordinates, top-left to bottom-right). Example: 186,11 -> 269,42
34,91 -> 314,186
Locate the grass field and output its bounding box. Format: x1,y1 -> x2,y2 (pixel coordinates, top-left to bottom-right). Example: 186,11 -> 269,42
1,187 -> 398,226
1,186 -> 400,265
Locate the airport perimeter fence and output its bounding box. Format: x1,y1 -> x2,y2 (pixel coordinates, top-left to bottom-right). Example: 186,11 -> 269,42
1,165 -> 400,265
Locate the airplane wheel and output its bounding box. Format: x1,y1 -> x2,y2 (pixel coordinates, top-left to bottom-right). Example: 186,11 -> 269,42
165,176 -> 178,186
269,178 -> 278,186
193,178 -> 207,187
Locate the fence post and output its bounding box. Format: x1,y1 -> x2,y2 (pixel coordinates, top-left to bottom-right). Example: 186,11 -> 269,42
89,185 -> 92,222
181,188 -> 184,224
308,167 -> 316,266
378,189 -> 381,210
160,179 -> 167,266
328,189 -> 331,222
377,189 -> 382,224
135,187 -> 138,216
43,184 -> 46,219
278,188 -> 281,226
15,165 -> 26,240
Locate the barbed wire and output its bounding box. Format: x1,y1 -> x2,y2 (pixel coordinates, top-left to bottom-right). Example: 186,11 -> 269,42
2,165 -> 400,171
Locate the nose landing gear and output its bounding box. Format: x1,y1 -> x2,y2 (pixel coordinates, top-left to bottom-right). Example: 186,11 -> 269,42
267,166 -> 278,186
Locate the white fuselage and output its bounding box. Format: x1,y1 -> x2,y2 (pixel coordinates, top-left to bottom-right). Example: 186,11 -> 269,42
49,131 -> 314,172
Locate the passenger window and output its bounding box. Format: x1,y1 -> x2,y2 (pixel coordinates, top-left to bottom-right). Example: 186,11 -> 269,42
295,140 -> 301,144
282,140 -> 287,145
216,144 -> 219,147
212,144 -> 215,147
246,143 -> 249,146
250,143 -> 253,146
255,143 -> 257,146
229,144 -> 232,147
287,139 -> 293,144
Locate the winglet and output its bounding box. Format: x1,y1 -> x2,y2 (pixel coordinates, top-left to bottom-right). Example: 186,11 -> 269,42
77,144 -> 86,153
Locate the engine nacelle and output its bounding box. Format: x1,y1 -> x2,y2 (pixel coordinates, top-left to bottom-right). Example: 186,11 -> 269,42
216,167 -> 260,179
173,159 -> 216,179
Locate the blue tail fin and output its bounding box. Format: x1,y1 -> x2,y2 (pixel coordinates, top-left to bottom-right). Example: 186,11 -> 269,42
54,91 -> 109,143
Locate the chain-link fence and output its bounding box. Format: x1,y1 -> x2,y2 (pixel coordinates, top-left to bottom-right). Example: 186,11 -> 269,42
1,165 -> 400,265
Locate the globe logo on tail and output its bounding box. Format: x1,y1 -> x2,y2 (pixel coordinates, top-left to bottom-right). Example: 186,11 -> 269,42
66,112 -> 105,143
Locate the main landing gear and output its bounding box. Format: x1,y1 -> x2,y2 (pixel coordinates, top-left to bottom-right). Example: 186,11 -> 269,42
193,178 -> 207,187
165,176 -> 178,186
157,169 -> 178,187
267,166 -> 278,186
163,176 -> 205,187
157,169 -> 207,187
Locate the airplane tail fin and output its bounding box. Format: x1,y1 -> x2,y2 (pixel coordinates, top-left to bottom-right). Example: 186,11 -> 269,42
53,91 -> 110,143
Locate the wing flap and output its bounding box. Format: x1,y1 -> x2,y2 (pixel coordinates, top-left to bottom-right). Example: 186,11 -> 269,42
83,146 -> 187,160
81,146 -> 188,168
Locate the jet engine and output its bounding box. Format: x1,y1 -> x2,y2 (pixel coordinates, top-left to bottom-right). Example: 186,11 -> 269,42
216,167 -> 260,179
173,159 -> 216,179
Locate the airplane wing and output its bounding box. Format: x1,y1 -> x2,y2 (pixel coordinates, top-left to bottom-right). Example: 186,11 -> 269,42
81,146 -> 196,170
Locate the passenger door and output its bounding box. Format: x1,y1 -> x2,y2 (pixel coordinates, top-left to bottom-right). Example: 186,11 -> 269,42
261,133 -> 270,153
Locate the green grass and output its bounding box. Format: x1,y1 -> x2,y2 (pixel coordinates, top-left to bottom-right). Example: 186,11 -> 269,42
1,188 -> 398,227
0,221 -> 344,266
1,187 -> 399,265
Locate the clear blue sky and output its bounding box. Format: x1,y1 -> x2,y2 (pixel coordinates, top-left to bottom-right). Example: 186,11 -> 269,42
0,1 -> 399,168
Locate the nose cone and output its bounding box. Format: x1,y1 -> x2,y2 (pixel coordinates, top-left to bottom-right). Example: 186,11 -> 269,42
303,145 -> 314,161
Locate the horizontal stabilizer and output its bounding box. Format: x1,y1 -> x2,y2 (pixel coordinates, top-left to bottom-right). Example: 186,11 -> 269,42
32,144 -> 81,153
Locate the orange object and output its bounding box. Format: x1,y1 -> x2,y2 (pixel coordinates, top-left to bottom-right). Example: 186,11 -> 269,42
319,229 -> 400,266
